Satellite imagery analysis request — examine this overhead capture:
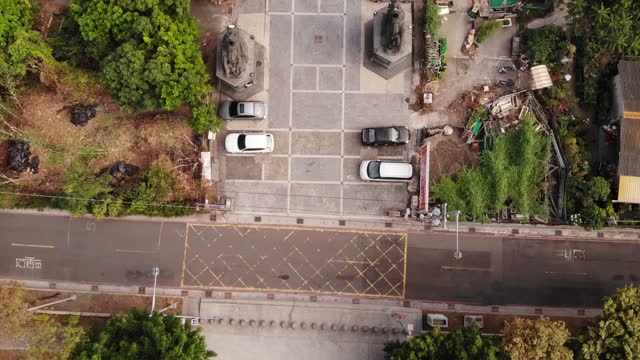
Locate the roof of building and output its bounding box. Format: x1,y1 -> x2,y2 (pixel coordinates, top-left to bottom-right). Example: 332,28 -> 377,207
619,117 -> 640,177
618,61 -> 640,113
618,176 -> 640,204
530,65 -> 553,91
489,0 -> 521,8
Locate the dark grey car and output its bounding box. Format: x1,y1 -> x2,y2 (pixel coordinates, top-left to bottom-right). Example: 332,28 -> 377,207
218,101 -> 267,120
361,126 -> 410,146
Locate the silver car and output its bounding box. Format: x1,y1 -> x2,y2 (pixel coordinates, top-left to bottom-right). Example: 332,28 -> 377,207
218,101 -> 267,120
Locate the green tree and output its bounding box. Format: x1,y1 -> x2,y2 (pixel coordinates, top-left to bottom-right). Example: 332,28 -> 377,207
475,20 -> 502,44
579,201 -> 606,230
71,0 -> 210,116
502,316 -> 573,360
127,164 -> 193,217
522,26 -> 563,65
384,325 -> 498,360
424,0 -> 442,36
61,162 -> 113,216
579,285 -> 640,359
189,104 -> 222,134
0,0 -> 57,99
0,280 -> 33,340
27,315 -> 85,360
586,176 -> 610,202
74,309 -> 216,359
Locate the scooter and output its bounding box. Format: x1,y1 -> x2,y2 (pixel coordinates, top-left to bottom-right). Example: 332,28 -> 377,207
496,79 -> 515,87
498,65 -> 516,73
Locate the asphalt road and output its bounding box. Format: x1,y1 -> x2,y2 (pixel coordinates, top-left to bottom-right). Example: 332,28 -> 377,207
2,212 -> 639,307
406,232 -> 640,307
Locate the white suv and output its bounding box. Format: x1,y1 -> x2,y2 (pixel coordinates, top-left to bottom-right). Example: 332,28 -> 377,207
225,133 -> 274,153
359,160 -> 413,182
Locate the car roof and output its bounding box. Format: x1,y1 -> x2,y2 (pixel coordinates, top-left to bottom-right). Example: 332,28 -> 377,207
379,162 -> 413,178
243,134 -> 270,148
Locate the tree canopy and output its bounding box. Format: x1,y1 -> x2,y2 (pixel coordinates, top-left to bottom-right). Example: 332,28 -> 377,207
568,0 -> 640,103
502,316 -> 573,360
424,0 -> 442,36
0,280 -> 32,340
71,0 -> 210,112
384,325 -> 498,360
432,117 -> 551,221
579,285 -> 640,359
0,0 -> 55,96
74,309 -> 216,359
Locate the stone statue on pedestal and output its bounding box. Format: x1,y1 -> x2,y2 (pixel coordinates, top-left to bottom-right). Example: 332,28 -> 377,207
381,0 -> 405,54
221,27 -> 248,79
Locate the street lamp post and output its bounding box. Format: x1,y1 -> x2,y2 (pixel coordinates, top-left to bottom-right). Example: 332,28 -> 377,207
451,211 -> 462,259
150,266 -> 160,316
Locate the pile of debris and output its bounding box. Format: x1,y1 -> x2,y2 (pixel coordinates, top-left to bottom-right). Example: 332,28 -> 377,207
7,140 -> 39,174
100,161 -> 139,178
70,105 -> 97,126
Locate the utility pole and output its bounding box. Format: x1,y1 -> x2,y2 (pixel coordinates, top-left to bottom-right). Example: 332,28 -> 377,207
150,266 -> 160,316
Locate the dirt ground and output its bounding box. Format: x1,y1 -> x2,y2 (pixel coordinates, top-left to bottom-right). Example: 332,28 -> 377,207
24,289 -> 182,315
2,85 -> 201,199
428,128 -> 481,183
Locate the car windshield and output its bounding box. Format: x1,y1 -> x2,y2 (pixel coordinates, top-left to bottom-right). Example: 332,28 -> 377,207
367,161 -> 381,179
390,128 -> 399,141
229,102 -> 240,117
237,134 -> 246,150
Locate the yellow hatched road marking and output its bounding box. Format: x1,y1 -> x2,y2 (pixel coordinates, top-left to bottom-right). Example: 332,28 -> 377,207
181,224 -> 409,298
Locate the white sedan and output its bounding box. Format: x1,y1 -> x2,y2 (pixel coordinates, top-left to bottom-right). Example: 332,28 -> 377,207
225,133 -> 274,153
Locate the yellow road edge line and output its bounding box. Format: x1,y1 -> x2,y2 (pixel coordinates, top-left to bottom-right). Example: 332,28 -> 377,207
181,224 -> 190,288
402,234 -> 408,298
179,283 -> 404,299
188,223 -> 406,236
11,243 -> 54,249
441,266 -> 491,272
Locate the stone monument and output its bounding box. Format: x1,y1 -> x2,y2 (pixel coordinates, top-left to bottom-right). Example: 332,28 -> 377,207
365,0 -> 412,79
216,25 -> 265,100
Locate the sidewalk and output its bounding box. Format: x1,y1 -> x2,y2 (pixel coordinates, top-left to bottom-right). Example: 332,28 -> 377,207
3,207 -> 639,241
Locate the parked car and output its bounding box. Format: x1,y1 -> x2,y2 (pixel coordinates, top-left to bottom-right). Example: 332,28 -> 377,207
361,126 -> 410,146
225,133 -> 274,153
218,101 -> 267,120
359,160 -> 413,182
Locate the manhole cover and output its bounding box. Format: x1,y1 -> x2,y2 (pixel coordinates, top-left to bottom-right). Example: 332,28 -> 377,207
314,35 -> 323,43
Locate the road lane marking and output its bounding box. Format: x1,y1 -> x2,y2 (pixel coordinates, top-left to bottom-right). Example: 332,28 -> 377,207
441,266 -> 491,272
11,243 -> 54,249
544,271 -> 589,276
114,249 -> 154,254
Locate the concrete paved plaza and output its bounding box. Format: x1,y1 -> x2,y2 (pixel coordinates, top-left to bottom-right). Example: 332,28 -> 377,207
218,0 -> 412,219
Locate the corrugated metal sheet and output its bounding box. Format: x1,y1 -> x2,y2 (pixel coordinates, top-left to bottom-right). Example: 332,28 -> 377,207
489,0 -> 521,8
618,176 -> 640,204
530,65 -> 552,90
618,61 -> 640,113
619,117 -> 640,177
